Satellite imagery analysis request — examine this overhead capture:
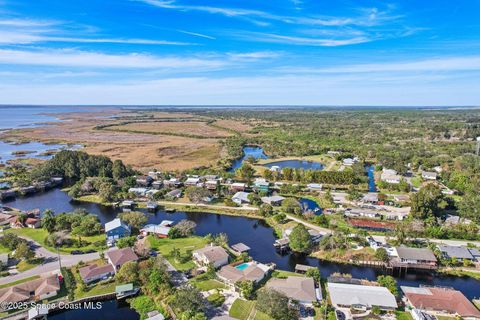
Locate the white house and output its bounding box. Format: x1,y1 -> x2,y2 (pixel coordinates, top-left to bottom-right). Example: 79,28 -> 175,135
232,191 -> 250,205
421,171 -> 437,180
192,245 -> 229,268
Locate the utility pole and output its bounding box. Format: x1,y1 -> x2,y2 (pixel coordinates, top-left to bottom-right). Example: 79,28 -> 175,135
476,136 -> 480,156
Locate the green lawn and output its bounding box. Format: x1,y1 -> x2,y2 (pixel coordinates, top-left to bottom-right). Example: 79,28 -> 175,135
395,311 -> 414,320
190,276 -> 226,291
17,258 -> 44,272
254,311 -> 273,320
207,292 -> 226,307
271,269 -> 301,279
5,228 -> 106,254
148,236 -> 208,271
0,275 -> 40,289
0,245 -> 10,254
75,281 -> 116,299
229,299 -> 255,320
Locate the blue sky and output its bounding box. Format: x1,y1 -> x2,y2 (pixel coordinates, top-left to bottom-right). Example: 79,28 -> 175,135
0,0 -> 479,105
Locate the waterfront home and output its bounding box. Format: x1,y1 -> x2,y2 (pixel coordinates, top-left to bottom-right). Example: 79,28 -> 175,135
146,201 -> 158,211
165,189 -> 182,199
185,177 -> 201,187
50,177 -> 64,186
421,171 -> 437,180
306,183 -> 323,191
107,247 -> 139,272
253,178 -> 269,192
105,218 -> 131,242
79,263 -> 115,284
152,181 -> 163,190
217,261 -> 272,286
121,200 -> 135,209
163,178 -> 183,188
381,173 -> 402,184
232,191 -> 250,205
261,195 -> 285,206
128,187 -> 148,197
266,276 -> 321,305
327,282 -> 397,311
192,245 -> 229,269
25,217 -> 40,228
401,286 -> 480,320
392,247 -> 437,269
0,275 -> 60,307
362,193 -> 379,204
437,245 -> 480,262
231,243 -> 250,254
269,165 -> 281,173
230,182 -> 246,192
136,175 -> 153,187
140,224 -> 171,238
204,180 -> 219,190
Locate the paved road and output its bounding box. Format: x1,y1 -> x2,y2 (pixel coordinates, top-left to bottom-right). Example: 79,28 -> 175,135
0,236 -> 103,285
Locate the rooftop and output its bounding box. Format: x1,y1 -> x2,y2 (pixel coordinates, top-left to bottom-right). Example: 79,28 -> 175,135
193,245 -> 229,263
267,276 -> 318,303
396,247 -> 437,262
105,218 -> 130,233
107,247 -> 139,267
327,282 -> 397,309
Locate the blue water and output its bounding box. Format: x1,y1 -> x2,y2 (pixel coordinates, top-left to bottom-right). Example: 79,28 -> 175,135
235,262 -> 250,270
299,197 -> 323,215
263,159 -> 324,170
367,165 -> 376,192
48,300 -> 140,320
0,141 -> 82,164
228,146 -> 268,172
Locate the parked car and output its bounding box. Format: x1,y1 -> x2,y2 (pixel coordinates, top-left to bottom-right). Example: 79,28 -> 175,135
70,250 -> 84,255
335,310 -> 346,320
84,249 -> 96,254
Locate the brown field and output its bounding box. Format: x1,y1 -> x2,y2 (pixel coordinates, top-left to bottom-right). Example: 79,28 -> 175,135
0,110 -> 223,171
106,120 -> 234,138
212,119 -> 254,133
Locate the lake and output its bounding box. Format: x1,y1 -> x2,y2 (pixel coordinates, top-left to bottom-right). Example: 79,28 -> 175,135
263,159 -> 324,171
0,141 -> 82,164
367,165 -> 376,192
299,197 -> 323,215
4,189 -> 480,300
228,146 -> 268,172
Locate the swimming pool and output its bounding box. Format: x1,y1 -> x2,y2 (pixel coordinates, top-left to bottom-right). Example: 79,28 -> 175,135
235,263 -> 251,271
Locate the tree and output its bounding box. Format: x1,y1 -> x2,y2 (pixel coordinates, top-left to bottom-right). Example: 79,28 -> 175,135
374,248 -> 390,263
377,275 -> 398,297
112,159 -> 129,181
259,203 -> 273,216
237,280 -> 255,299
247,193 -> 262,206
170,287 -> 206,315
410,183 -> 447,219
98,182 -> 117,202
116,261 -> 139,285
119,211 -> 148,232
42,209 -> 56,233
14,242 -> 35,260
458,191 -> 480,223
116,236 -> 136,249
61,267 -> 76,301
185,186 -> 212,204
282,198 -> 302,215
256,288 -> 297,320
289,224 -> 313,253
169,220 -> 196,238
236,163 -> 255,184
347,185 -> 362,201
305,268 -> 321,283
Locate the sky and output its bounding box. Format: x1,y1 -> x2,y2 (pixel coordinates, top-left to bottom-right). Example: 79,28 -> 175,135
0,0 -> 479,106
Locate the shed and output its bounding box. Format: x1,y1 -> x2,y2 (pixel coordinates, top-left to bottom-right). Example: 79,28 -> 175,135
231,243 -> 251,254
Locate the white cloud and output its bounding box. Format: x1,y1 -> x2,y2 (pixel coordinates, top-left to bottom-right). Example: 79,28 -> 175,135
176,29 -> 216,40
0,18 -> 57,27
238,32 -> 371,47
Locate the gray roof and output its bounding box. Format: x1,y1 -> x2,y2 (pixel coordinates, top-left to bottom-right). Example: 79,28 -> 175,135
266,276 -> 318,303
438,245 -> 474,260
327,282 -> 397,309
231,243 -> 250,253
105,218 -> 130,233
395,247 -> 437,262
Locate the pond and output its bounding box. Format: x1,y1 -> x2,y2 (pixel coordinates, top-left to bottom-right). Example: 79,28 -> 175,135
263,159 -> 324,171
367,165 -> 376,192
4,189 -> 480,300
299,197 -> 322,215
0,141 -> 82,164
228,146 -> 268,172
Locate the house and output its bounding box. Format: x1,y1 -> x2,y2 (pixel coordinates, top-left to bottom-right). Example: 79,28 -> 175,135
253,178 -> 269,192
145,310 -> 165,320
261,195 -> 285,206
381,173 -> 402,184
0,275 -> 60,307
362,193 -> 378,204
382,169 -> 398,176
185,177 -> 201,187
327,282 -> 397,311
192,245 -> 229,268
105,218 -> 131,242
401,286 -> 480,320
232,191 -> 250,205
421,171 -> 437,180
166,189 -> 182,199
163,178 -> 182,188
444,214 -> 472,226
152,181 -> 163,190
121,200 -> 135,209
266,276 -> 321,305
230,182 -> 246,192
79,264 -> 115,284
140,224 -> 171,238
217,261 -> 272,286
148,171 -> 161,179
205,180 -> 219,190
107,247 -> 139,272
25,217 -> 40,228
343,158 -> 358,166
393,194 -> 410,203
437,245 -> 479,262
128,187 -> 148,197
136,175 -> 153,187
306,183 -> 323,191
269,165 -> 281,172
0,212 -> 15,226
345,209 -> 381,219
231,243 -> 250,254
393,247 -> 437,269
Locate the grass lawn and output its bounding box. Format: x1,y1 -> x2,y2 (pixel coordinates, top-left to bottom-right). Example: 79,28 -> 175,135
75,194 -> 112,206
190,274 -> 226,291
395,311 -> 414,320
207,292 -> 226,307
411,176 -> 422,188
17,257 -> 44,272
75,280 -> 116,299
148,235 -> 208,271
229,298 -> 255,320
271,269 -> 301,279
473,299 -> 480,309
5,228 -> 106,254
0,275 -> 40,289
254,311 -> 273,320
0,245 -> 10,254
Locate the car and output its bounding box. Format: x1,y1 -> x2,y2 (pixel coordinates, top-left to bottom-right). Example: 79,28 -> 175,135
335,310 -> 346,320
70,250 -> 84,255
85,249 -> 96,254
